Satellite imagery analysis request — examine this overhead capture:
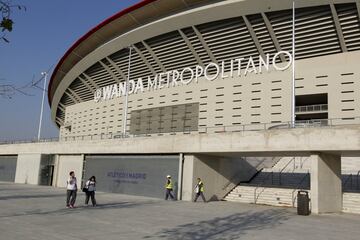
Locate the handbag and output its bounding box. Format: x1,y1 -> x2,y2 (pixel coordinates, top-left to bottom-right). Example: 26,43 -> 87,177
82,182 -> 88,193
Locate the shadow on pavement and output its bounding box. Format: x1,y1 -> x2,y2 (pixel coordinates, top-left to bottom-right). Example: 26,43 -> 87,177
143,209 -> 290,240
0,193 -> 65,200
0,201 -> 154,218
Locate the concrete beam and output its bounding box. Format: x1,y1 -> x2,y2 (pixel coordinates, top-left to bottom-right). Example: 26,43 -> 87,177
106,57 -> 127,83
178,29 -> 204,66
0,126 -> 359,156
243,15 -> 266,59
77,76 -> 94,93
261,12 -> 286,62
192,26 -> 218,64
99,60 -> 121,83
357,0 -> 360,24
82,73 -> 99,89
141,41 -> 166,72
132,44 -> 157,76
64,91 -> 79,104
310,153 -> 342,214
330,3 -> 347,52
67,88 -> 82,103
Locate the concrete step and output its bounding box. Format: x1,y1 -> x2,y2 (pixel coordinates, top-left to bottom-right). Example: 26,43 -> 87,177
343,192 -> 360,214
226,186 -> 360,214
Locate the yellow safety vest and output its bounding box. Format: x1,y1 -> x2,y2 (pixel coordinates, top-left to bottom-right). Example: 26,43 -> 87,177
166,179 -> 173,189
199,181 -> 204,192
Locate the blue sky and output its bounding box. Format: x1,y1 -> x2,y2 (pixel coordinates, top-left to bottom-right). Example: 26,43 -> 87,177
0,0 -> 139,140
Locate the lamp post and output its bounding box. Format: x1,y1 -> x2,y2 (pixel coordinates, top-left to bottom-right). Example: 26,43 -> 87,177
123,46 -> 133,136
291,0 -> 296,126
37,71 -> 48,141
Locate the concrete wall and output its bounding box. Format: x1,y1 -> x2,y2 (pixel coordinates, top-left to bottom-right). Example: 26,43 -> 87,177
54,155 -> 84,188
15,154 -> 42,185
181,154 -> 257,201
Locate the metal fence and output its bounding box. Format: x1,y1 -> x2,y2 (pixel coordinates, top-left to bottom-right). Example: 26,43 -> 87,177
1,116 -> 360,145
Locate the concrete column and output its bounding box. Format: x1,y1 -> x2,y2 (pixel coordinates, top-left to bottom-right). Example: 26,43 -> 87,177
15,154 -> 42,185
177,153 -> 184,200
181,155 -> 195,201
55,155 -> 84,188
310,153 -> 342,214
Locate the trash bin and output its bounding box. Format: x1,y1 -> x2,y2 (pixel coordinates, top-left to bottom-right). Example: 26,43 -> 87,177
297,190 -> 310,216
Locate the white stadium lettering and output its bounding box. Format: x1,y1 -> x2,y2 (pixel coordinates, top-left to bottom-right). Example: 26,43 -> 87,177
180,67 -> 194,85
102,85 -> 113,101
94,51 -> 293,102
204,62 -> 220,81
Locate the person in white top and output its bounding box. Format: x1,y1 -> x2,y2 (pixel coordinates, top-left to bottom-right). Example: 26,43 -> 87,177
84,176 -> 97,206
66,171 -> 77,208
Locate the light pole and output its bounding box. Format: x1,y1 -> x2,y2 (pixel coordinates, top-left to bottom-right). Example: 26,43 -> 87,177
37,71 -> 48,141
123,46 -> 133,136
291,0 -> 296,126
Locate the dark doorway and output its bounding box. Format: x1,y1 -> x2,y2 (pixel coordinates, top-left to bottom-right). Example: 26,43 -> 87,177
39,155 -> 55,186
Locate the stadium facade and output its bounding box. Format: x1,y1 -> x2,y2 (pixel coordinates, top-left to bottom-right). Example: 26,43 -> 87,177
1,0 -> 360,214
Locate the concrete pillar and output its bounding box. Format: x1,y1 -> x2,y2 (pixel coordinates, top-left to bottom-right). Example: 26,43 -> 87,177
181,155 -> 195,201
15,154 -> 42,185
55,155 -> 84,188
310,153 -> 342,214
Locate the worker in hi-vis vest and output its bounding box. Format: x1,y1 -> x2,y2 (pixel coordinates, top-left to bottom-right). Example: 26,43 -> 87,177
165,175 -> 175,200
194,177 -> 206,202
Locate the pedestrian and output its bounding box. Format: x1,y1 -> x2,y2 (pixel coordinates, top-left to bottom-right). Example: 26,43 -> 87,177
194,177 -> 206,202
84,176 -> 97,206
165,175 -> 175,200
66,171 -> 77,208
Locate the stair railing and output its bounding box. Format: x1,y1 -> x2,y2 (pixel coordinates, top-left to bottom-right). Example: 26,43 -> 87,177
254,171 -> 274,203
222,156 -> 282,194
279,157 -> 296,185
343,174 -> 353,190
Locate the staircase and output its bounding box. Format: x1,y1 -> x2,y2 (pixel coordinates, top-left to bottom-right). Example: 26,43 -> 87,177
226,185 -> 360,213
224,156 -> 360,214
343,193 -> 360,214
226,185 -> 303,207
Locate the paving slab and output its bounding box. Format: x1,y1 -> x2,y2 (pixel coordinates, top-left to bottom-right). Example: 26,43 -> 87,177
0,182 -> 359,240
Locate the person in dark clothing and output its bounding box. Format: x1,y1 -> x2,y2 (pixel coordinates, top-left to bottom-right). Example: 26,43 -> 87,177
84,176 -> 97,206
194,177 -> 206,202
165,175 -> 175,200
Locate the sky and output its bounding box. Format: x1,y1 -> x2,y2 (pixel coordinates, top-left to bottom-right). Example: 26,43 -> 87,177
0,0 -> 140,140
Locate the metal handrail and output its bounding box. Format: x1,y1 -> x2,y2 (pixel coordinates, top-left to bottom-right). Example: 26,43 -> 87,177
279,157 -> 296,185
343,170 -> 360,191
223,156 -> 283,198
221,157 -> 247,191
343,174 -> 353,188
1,116 -> 360,145
254,171 -> 274,203
295,104 -> 328,113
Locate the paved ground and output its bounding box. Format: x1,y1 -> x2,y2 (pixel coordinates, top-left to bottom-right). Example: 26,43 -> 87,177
0,182 -> 360,240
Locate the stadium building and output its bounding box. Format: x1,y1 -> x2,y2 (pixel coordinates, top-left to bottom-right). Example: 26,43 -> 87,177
1,0 -> 360,214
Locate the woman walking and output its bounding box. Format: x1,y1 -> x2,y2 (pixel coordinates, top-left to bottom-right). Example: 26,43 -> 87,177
84,176 -> 97,206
